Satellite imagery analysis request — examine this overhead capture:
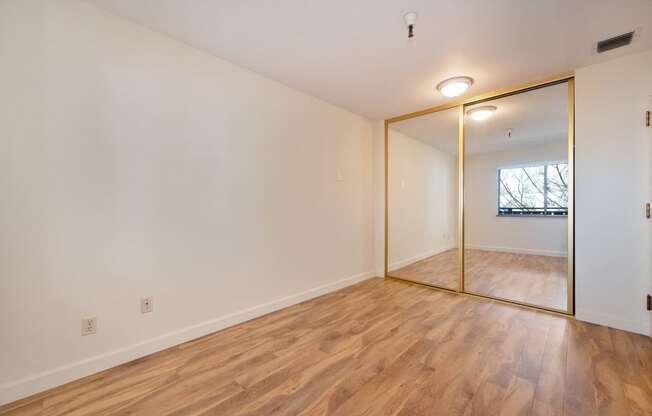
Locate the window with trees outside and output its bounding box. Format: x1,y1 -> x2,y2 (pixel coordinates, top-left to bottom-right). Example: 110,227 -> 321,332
498,162 -> 568,216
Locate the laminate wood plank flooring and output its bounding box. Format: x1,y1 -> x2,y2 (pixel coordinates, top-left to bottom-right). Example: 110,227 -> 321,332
390,249 -> 567,310
389,248 -> 460,290
1,278 -> 650,416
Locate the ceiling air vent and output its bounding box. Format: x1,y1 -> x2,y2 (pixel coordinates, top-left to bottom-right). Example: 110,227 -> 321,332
596,31 -> 635,53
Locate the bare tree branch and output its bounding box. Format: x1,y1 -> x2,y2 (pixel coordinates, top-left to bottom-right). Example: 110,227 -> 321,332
554,164 -> 567,188
500,180 -> 528,208
521,167 -> 545,195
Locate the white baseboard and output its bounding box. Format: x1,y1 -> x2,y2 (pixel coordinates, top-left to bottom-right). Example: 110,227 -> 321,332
575,309 -> 650,337
465,244 -> 567,258
0,270 -> 375,406
388,245 -> 456,272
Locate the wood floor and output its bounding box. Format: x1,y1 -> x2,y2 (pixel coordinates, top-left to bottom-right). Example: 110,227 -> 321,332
1,278 -> 650,416
389,248 -> 460,289
391,249 -> 567,310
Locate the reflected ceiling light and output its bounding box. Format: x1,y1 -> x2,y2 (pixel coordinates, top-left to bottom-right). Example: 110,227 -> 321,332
467,105 -> 497,121
436,76 -> 473,97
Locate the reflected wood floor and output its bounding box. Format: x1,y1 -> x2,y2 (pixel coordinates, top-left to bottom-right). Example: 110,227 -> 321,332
390,248 -> 460,289
391,249 -> 567,310
1,278 -> 651,416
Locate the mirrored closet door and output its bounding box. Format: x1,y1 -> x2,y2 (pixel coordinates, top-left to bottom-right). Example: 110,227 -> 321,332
385,75 -> 574,315
387,107 -> 460,290
463,81 -> 572,312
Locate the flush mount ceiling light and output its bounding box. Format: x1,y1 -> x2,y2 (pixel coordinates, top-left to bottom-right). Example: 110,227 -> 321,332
436,76 -> 473,97
467,105 -> 497,121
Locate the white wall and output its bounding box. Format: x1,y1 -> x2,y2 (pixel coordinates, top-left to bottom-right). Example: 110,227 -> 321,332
388,129 -> 458,270
373,122 -> 386,276
464,143 -> 568,256
575,49 -> 652,336
0,0 -> 374,404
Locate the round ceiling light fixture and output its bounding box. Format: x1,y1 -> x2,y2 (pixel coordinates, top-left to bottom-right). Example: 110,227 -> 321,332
467,105 -> 497,121
436,76 -> 474,97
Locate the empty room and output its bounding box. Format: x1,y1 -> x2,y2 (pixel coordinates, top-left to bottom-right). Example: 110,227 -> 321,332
0,1 -> 651,415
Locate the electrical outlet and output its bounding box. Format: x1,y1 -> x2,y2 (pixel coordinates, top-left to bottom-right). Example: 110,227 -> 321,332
81,317 -> 97,336
141,297 -> 153,314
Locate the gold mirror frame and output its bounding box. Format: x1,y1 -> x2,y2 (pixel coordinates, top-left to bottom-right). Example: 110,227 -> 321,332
384,72 -> 575,316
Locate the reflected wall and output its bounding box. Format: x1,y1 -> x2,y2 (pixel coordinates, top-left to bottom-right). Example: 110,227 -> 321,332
388,107 -> 459,290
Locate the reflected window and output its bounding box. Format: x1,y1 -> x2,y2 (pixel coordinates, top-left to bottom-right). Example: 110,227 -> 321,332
498,162 -> 568,216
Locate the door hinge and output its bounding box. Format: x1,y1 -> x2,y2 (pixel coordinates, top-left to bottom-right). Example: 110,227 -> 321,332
648,294 -> 652,311
646,202 -> 650,218
647,110 -> 651,127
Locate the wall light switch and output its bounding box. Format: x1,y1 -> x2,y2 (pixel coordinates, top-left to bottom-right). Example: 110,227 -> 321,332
336,170 -> 344,181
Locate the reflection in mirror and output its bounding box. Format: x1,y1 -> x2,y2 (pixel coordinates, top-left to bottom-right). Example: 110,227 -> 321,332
388,107 -> 459,290
464,82 -> 569,310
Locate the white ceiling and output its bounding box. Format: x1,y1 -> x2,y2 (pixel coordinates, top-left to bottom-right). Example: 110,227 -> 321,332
392,82 -> 568,155
88,0 -> 652,120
